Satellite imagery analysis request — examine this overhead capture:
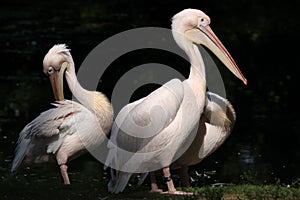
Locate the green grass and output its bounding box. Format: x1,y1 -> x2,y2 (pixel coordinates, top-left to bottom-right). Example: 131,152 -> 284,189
179,184 -> 300,200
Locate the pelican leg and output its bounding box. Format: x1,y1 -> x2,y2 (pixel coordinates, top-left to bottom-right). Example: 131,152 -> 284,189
150,172 -> 163,193
60,164 -> 70,184
162,167 -> 177,193
179,165 -> 190,187
162,167 -> 193,195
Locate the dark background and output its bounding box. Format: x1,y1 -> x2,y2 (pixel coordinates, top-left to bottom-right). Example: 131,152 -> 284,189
0,0 -> 300,192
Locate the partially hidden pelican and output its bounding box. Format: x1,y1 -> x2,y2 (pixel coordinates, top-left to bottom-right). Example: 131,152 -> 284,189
11,44 -> 114,184
175,92 -> 236,187
147,91 -> 236,191
106,9 -> 246,194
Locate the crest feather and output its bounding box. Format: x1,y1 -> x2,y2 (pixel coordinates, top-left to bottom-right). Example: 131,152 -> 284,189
48,44 -> 71,56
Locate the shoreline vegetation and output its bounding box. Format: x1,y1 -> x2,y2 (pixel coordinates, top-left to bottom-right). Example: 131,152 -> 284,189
1,182 -> 300,200
1,169 -> 300,200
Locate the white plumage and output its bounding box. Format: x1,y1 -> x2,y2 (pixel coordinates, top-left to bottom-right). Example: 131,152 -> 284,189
11,45 -> 114,184
172,92 -> 236,187
106,9 -> 246,194
139,92 -> 236,189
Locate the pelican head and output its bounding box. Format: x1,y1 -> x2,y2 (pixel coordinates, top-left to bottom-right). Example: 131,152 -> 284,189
43,44 -> 72,101
172,9 -> 247,84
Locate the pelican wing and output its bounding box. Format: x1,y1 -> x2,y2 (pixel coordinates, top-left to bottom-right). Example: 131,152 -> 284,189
106,79 -> 184,193
11,100 -> 87,173
25,100 -> 82,139
112,78 -> 183,150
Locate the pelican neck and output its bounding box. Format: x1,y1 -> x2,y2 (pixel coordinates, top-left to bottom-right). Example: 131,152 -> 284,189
65,60 -> 94,110
187,43 -> 206,85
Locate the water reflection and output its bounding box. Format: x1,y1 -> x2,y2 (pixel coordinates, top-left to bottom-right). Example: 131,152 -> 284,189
238,146 -> 254,164
0,77 -> 51,173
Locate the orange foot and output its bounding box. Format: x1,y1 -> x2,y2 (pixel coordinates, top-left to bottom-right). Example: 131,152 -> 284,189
150,188 -> 164,193
162,190 -> 193,195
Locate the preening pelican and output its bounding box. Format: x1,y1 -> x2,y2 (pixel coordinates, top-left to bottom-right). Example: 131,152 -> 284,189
147,92 -> 236,190
106,9 -> 246,194
11,44 -> 114,184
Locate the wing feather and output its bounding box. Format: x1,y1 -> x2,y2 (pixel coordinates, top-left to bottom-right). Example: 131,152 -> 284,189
117,79 -> 183,136
11,100 -> 86,173
25,100 -> 81,139
106,79 -> 184,189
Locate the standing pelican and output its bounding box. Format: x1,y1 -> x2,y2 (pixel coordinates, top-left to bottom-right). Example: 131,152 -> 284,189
106,9 -> 246,194
11,44 -> 114,184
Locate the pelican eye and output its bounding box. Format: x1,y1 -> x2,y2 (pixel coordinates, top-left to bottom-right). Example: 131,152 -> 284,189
199,17 -> 208,27
48,66 -> 55,75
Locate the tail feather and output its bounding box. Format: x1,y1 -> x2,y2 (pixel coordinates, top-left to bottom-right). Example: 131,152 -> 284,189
137,172 -> 149,186
108,171 -> 132,194
106,139 -> 132,193
11,124 -> 31,174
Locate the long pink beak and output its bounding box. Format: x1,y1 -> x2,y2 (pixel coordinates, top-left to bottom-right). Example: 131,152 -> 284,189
185,25 -> 247,85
